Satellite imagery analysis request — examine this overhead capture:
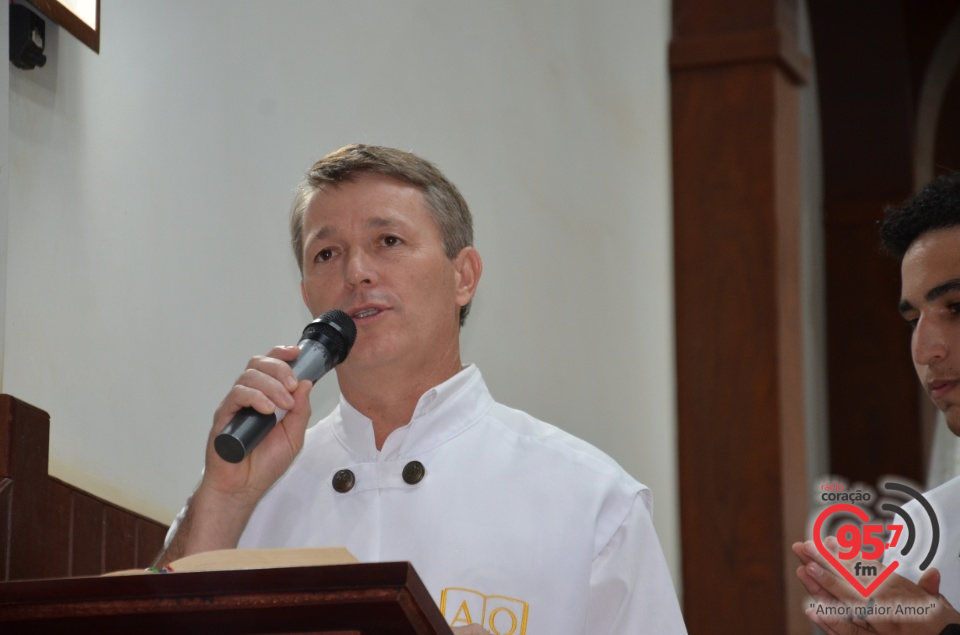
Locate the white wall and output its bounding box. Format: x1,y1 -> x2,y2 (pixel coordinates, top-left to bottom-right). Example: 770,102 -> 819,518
0,3 -> 10,389
799,0 -> 829,496
4,0 -> 679,586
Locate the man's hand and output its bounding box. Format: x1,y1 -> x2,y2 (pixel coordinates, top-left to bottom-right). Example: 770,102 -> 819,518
203,345 -> 314,499
156,345 -> 314,565
792,539 -> 960,634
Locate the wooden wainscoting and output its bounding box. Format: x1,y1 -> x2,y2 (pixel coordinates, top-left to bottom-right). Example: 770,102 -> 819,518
0,394 -> 168,581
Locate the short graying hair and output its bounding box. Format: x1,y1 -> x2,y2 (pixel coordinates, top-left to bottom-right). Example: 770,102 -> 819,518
290,144 -> 475,326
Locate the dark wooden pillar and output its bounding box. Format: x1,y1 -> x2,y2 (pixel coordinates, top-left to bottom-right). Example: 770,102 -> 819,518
671,0 -> 809,632
0,396 -> 50,581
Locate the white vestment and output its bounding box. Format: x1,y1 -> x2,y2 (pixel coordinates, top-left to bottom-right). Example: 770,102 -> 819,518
174,365 -> 687,634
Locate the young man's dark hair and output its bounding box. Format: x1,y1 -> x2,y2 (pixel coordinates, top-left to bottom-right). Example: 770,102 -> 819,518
879,173 -> 960,260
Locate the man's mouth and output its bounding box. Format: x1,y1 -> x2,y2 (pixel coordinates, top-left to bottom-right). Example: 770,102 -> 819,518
352,308 -> 382,319
929,379 -> 959,400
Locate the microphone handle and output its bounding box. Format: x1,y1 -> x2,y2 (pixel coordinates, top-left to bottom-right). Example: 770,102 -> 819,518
214,338 -> 337,463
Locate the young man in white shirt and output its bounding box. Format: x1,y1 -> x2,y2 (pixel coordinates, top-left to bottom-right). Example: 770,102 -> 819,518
794,173 -> 960,635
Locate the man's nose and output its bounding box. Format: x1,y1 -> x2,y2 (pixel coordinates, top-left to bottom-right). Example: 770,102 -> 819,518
344,248 -> 377,287
913,316 -> 949,366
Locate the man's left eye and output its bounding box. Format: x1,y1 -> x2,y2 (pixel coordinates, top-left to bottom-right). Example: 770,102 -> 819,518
382,235 -> 401,247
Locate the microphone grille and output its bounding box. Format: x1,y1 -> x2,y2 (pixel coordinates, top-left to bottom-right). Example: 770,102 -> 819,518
302,310 -> 357,363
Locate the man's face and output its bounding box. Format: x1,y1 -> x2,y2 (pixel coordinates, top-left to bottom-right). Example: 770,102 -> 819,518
900,226 -> 960,434
298,172 -> 480,377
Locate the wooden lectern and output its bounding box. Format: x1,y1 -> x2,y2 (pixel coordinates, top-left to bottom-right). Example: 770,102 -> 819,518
0,395 -> 453,633
0,561 -> 452,634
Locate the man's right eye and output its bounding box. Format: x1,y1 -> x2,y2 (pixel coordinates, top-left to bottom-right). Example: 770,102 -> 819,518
315,248 -> 333,262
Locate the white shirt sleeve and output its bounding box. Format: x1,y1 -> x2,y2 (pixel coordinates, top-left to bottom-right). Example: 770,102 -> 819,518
585,492 -> 688,634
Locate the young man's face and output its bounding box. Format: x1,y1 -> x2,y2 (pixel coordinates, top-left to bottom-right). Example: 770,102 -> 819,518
900,225 -> 960,434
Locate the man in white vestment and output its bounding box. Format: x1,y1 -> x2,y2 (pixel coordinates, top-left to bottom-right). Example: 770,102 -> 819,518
158,144 -> 687,634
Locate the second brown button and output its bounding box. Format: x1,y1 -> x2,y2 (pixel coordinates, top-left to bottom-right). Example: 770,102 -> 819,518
332,469 -> 356,493
402,461 -> 426,485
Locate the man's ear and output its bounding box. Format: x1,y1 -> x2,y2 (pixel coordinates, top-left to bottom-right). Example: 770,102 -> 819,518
454,246 -> 482,307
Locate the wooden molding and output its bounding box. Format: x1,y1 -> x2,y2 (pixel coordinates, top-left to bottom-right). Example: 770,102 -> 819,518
670,28 -> 810,84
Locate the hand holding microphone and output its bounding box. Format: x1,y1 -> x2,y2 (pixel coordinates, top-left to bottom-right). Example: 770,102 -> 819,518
214,310 -> 357,463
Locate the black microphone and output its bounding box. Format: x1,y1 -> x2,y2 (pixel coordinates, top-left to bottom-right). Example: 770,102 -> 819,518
214,309 -> 357,463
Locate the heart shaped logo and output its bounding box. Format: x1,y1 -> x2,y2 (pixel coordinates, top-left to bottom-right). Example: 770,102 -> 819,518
813,503 -> 899,597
